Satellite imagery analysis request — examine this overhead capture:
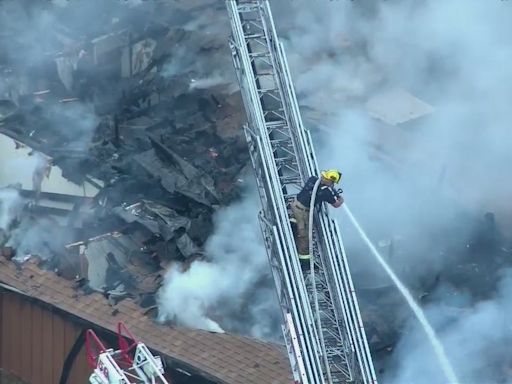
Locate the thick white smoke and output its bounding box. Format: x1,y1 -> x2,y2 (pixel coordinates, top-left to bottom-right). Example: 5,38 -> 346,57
157,188 -> 281,339
274,0 -> 512,381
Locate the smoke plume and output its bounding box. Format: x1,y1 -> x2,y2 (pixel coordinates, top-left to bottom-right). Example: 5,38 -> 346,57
274,0 -> 512,381
157,187 -> 281,340
0,188 -> 24,230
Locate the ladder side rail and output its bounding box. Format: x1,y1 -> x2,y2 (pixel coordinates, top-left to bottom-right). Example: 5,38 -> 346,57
229,2 -> 378,383
237,44 -> 321,362
255,2 -> 307,185
251,0 -> 361,379
258,203 -> 322,384
307,210 -> 334,383
229,0 -> 326,375
274,38 -> 319,176
243,117 -> 324,383
316,215 -> 360,381
310,217 -> 355,382
332,220 -> 378,383
256,6 -> 338,380
262,214 -> 304,383
282,30 -> 380,382
267,0 -> 322,176
322,216 -> 373,383
255,5 -> 334,378
269,218 -> 315,384
319,231 -> 358,363
259,8 -> 316,177
250,129 -> 325,383
251,139 -> 314,384
265,2 -> 379,381
285,312 -> 310,384
227,3 -> 269,145
268,8 -> 362,380
324,219 -> 369,383
232,1 -> 313,299
319,213 -> 377,383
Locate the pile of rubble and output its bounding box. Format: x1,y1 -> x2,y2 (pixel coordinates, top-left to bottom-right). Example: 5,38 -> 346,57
0,0 -> 250,318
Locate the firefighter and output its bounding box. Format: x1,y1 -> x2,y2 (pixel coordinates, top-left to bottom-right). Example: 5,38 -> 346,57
291,170 -> 344,260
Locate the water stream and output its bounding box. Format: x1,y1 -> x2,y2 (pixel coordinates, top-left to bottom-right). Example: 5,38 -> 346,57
344,204 -> 460,384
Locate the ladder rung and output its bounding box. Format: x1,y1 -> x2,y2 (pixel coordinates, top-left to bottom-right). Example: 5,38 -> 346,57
264,109 -> 285,120
266,121 -> 287,128
237,3 -> 260,12
255,70 -> 274,76
265,113 -> 285,121
257,87 -> 279,93
249,51 -> 270,58
270,137 -> 292,143
244,33 -> 265,39
264,108 -> 284,113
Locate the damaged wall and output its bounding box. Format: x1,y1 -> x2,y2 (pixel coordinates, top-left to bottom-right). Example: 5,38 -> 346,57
0,289 -> 91,384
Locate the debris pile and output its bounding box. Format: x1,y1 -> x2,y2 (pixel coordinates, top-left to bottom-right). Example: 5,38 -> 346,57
0,0 -> 250,327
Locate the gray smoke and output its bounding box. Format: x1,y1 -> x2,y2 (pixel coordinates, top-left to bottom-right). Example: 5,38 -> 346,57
0,1 -> 163,258
0,187 -> 24,230
157,186 -> 281,340
160,10 -> 238,94
275,0 -> 512,381
387,270 -> 512,383
0,0 -> 115,147
5,215 -> 70,261
0,150 -> 74,261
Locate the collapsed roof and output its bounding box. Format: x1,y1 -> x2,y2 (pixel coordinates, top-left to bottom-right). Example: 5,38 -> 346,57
0,0 -> 284,381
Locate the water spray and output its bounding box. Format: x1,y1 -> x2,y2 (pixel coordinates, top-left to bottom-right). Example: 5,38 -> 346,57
343,204 -> 460,384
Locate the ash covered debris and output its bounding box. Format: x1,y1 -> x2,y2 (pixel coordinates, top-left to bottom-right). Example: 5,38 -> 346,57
0,0 -> 266,340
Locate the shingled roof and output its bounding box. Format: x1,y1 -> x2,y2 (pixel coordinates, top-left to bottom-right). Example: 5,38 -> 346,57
0,258 -> 293,384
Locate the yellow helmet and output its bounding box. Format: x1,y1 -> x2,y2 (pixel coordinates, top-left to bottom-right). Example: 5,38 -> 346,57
321,169 -> 342,184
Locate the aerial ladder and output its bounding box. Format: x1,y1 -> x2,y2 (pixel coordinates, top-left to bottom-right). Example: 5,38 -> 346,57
86,322 -> 170,384
226,1 -> 378,383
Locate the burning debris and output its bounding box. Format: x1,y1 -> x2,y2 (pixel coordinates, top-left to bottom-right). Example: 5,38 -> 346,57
0,0 -> 256,337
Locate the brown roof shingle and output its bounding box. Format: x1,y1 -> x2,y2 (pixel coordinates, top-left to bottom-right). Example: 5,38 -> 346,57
0,258 -> 293,384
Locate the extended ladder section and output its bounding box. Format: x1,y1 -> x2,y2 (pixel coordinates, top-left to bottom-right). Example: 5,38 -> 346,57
226,1 -> 377,383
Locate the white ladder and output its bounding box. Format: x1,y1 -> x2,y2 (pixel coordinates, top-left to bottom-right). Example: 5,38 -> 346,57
87,323 -> 169,384
226,1 -> 378,383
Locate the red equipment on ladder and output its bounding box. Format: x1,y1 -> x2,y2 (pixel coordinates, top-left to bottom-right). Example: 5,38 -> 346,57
86,322 -> 170,384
